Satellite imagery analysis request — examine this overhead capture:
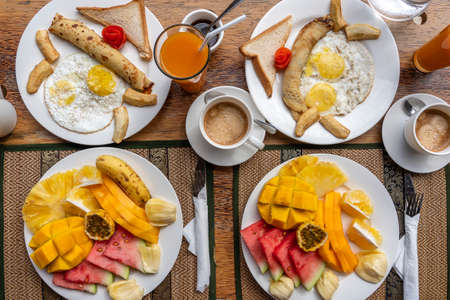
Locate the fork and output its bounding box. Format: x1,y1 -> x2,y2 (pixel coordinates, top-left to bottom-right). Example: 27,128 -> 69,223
405,193 -> 424,217
403,192 -> 423,300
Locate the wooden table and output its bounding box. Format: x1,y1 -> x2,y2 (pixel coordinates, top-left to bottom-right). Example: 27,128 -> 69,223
0,0 -> 449,299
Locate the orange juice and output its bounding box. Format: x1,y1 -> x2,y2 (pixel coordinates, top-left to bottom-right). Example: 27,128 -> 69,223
413,25 -> 450,72
160,31 -> 209,78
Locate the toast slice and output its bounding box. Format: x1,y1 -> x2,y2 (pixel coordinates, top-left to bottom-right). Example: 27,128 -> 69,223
240,15 -> 292,97
77,0 -> 152,60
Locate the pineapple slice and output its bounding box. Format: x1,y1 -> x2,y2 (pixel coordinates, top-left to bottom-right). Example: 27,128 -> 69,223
73,165 -> 102,187
297,162 -> 347,197
279,155 -> 319,177
23,172 -> 74,233
341,190 -> 373,219
65,187 -> 101,213
22,166 -> 102,233
347,219 -> 382,250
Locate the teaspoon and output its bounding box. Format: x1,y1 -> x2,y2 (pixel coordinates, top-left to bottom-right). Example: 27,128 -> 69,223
403,97 -> 426,116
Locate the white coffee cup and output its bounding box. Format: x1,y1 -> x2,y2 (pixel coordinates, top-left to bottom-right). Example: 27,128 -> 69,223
404,103 -> 450,156
199,94 -> 264,150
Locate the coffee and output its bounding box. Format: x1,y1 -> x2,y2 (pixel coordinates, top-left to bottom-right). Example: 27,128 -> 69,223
415,109 -> 450,152
204,102 -> 248,145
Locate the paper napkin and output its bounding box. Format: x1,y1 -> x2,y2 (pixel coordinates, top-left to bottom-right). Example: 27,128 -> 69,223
182,186 -> 210,292
394,214 -> 420,300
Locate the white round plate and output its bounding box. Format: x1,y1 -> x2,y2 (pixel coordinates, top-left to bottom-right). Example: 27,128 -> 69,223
244,0 -> 399,145
241,154 -> 399,300
16,0 -> 171,145
382,93 -> 450,173
186,86 -> 266,167
24,147 -> 183,300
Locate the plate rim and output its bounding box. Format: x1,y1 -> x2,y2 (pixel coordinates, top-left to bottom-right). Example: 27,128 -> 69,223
244,0 -> 400,145
23,147 -> 183,299
240,153 -> 400,300
15,0 -> 171,146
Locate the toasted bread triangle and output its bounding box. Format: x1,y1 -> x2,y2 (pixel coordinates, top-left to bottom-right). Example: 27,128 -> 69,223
240,15 -> 292,97
77,0 -> 152,60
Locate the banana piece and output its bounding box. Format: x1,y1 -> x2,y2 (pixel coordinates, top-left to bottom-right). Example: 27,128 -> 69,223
295,107 -> 320,137
113,106 -> 129,144
269,276 -> 294,300
344,24 -> 381,41
96,155 -> 151,207
319,114 -> 350,139
330,0 -> 347,31
27,59 -> 53,94
123,88 -> 157,107
145,198 -> 177,227
107,279 -> 144,300
316,268 -> 339,300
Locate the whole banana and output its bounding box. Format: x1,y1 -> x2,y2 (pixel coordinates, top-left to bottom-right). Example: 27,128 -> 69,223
96,155 -> 151,207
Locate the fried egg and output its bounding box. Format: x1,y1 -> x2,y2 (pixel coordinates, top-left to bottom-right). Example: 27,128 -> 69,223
44,53 -> 126,133
300,31 -> 374,115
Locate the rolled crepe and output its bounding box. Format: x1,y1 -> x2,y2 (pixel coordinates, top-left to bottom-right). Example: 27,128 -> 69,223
49,13 -> 152,91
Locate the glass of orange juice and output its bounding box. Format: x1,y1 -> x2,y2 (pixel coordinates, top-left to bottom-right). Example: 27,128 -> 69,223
413,25 -> 450,73
154,24 -> 210,93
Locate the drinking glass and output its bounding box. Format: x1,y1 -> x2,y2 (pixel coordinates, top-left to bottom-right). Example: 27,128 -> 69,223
413,25 -> 450,72
368,0 -> 431,21
154,24 -> 210,93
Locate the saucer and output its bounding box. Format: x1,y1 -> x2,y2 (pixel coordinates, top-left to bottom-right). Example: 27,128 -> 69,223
186,86 -> 266,167
382,93 -> 450,174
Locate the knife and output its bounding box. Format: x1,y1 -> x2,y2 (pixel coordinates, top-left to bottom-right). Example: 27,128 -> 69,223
403,173 -> 416,206
192,158 -> 206,198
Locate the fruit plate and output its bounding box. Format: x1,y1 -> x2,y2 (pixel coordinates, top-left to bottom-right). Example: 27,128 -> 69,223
23,147 -> 183,299
241,154 -> 399,300
244,0 -> 399,145
16,0 -> 171,145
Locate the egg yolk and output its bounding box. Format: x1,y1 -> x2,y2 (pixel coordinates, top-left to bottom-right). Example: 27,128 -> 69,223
50,80 -> 76,107
58,94 -> 76,106
87,65 -> 116,96
309,48 -> 345,79
305,83 -> 336,112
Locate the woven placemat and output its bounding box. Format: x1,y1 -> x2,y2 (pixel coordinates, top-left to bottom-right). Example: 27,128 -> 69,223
0,142 -> 216,300
233,144 -> 449,300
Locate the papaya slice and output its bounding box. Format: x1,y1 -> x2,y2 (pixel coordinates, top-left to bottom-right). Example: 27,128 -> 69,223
89,185 -> 159,244
332,192 -> 357,271
325,192 -> 357,273
315,199 -> 341,272
102,176 -> 148,220
325,192 -> 351,272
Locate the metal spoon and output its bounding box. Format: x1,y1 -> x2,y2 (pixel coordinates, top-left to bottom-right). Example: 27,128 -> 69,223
199,0 -> 245,36
204,91 -> 277,134
403,97 -> 426,116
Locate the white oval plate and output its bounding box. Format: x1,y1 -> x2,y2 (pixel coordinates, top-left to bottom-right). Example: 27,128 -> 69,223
241,154 -> 399,300
24,147 -> 183,300
244,0 -> 400,145
16,0 -> 171,145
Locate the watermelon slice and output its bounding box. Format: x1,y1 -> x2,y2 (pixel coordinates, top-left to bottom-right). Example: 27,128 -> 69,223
240,220 -> 271,273
289,247 -> 325,291
258,228 -> 285,280
64,261 -> 114,286
104,225 -> 146,273
273,232 -> 301,287
53,272 -> 97,294
86,240 -> 130,279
